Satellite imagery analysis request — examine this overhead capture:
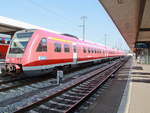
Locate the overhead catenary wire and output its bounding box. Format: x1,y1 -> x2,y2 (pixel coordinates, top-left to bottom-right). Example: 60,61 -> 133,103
26,0 -> 80,34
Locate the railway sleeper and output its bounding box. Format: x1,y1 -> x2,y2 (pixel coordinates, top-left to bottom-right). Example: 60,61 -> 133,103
38,105 -> 50,110
45,101 -> 70,110
79,83 -> 95,88
56,97 -> 77,104
82,81 -> 92,84
65,92 -> 83,98
72,88 -> 91,94
60,95 -> 80,101
79,84 -> 90,87
53,98 -> 75,106
79,86 -> 95,89
33,107 -> 51,113
75,86 -> 93,91
48,108 -> 65,113
82,81 -> 97,85
68,90 -> 86,96
87,82 -> 100,86
62,93 -> 82,99
29,110 -> 39,113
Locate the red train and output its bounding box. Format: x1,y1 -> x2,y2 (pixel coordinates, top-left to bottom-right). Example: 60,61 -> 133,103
0,37 -> 10,59
2,29 -> 125,75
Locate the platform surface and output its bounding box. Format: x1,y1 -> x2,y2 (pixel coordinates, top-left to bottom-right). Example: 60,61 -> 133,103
86,58 -> 132,113
85,58 -> 150,113
128,62 -> 150,113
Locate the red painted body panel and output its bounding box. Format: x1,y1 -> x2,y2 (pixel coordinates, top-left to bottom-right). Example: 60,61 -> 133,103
0,37 -> 11,59
0,44 -> 9,59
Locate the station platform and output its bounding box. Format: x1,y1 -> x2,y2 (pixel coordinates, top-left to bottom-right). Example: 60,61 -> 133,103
86,57 -> 150,113
127,61 -> 150,113
115,58 -> 150,113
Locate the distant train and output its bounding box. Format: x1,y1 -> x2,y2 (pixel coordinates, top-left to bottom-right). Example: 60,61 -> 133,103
1,29 -> 125,75
0,37 -> 10,59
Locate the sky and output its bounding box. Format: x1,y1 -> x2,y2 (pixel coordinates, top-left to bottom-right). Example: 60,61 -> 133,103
0,0 -> 129,50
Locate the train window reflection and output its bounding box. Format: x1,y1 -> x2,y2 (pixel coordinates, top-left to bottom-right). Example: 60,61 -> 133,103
64,44 -> 70,52
37,38 -> 47,52
54,43 -> 61,52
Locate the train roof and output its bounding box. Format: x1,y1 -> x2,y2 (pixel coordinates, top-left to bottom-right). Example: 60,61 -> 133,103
19,29 -> 124,52
36,29 -> 120,51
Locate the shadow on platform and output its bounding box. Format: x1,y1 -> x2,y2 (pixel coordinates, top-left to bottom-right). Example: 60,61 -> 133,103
132,79 -> 150,83
132,66 -> 143,70
132,72 -> 150,75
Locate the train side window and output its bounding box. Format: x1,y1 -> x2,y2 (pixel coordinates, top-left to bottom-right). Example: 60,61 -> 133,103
88,48 -> 90,53
37,38 -> 47,52
97,49 -> 99,53
73,45 -> 77,53
95,49 -> 96,53
54,43 -> 61,52
83,47 -> 86,53
92,48 -> 94,53
64,44 -> 70,52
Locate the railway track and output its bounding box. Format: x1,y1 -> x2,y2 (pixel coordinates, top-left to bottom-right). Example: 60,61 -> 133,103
0,58 -> 120,112
0,75 -> 54,92
0,59 -> 110,93
0,57 -> 129,113
7,57 -> 129,113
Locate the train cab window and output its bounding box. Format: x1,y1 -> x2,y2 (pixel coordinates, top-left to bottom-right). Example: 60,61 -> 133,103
37,38 -> 47,52
54,43 -> 61,52
88,48 -> 90,53
73,45 -> 77,53
64,44 -> 70,52
83,47 -> 86,53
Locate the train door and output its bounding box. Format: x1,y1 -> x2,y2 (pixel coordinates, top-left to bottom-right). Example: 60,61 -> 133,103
73,43 -> 77,64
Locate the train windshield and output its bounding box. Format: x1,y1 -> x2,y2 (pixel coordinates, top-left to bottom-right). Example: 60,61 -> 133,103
9,32 -> 33,54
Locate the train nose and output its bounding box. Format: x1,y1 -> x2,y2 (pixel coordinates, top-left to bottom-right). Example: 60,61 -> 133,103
1,64 -> 16,73
7,64 -> 16,72
0,64 -> 16,74
1,64 -> 22,74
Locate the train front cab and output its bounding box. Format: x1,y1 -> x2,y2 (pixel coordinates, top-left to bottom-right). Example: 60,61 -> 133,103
2,30 -> 34,74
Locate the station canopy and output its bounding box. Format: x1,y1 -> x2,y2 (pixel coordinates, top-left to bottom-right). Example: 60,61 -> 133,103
99,0 -> 150,49
0,16 -> 58,36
